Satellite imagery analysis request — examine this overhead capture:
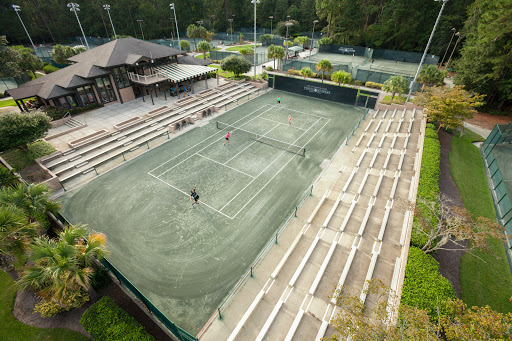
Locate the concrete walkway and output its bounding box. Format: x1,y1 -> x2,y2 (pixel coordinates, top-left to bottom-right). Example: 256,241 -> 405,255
201,107 -> 425,340
464,122 -> 491,139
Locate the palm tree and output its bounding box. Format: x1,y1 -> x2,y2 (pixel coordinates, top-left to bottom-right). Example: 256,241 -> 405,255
197,41 -> 210,60
0,183 -> 60,230
331,70 -> 352,86
0,206 -> 38,262
300,67 -> 313,79
294,36 -> 310,49
382,75 -> 409,100
316,59 -> 333,83
267,45 -> 285,70
17,225 -> 108,307
418,65 -> 447,90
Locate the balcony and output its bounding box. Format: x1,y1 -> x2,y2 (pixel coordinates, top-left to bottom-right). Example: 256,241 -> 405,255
128,71 -> 168,85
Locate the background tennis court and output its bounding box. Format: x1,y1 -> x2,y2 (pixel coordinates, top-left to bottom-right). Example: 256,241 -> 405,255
60,90 -> 365,333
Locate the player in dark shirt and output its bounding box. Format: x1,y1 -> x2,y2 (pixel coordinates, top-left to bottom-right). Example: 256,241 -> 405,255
190,185 -> 200,207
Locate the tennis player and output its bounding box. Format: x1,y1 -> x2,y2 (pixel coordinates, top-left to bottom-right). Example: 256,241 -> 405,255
190,185 -> 200,207
288,115 -> 292,126
224,131 -> 231,145
277,97 -> 281,105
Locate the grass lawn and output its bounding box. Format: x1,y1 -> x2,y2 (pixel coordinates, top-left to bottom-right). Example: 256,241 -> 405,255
450,129 -> 512,314
196,53 -> 210,59
0,270 -> 89,341
381,95 -> 406,105
209,64 -> 235,79
1,140 -> 56,171
225,45 -> 257,52
0,97 -> 36,108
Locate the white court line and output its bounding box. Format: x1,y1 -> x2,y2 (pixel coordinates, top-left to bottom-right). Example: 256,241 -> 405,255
269,104 -> 331,120
153,106 -> 276,178
223,124 -> 280,165
257,116 -> 307,131
230,119 -> 330,218
148,104 -> 276,175
196,154 -> 256,179
148,173 -> 233,219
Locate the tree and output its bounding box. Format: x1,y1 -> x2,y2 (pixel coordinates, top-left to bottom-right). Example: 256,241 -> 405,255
332,70 -> 352,86
294,36 -> 310,49
413,194 -> 508,254
17,225 -> 108,312
275,20 -> 301,37
418,65 -> 447,89
382,75 -> 408,100
0,167 -> 18,189
186,24 -> 202,51
239,47 -> 254,56
12,46 -> 44,79
0,183 -> 60,230
220,55 -> 252,77
259,34 -> 274,41
0,206 -> 38,263
318,37 -> 334,45
238,33 -> 245,43
51,44 -> 84,65
197,41 -> 210,60
0,111 -> 52,152
414,85 -> 485,132
300,67 -> 313,79
316,59 -> 333,83
202,30 -> 215,43
180,40 -> 190,51
454,0 -> 512,111
0,36 -> 22,78
267,44 -> 285,70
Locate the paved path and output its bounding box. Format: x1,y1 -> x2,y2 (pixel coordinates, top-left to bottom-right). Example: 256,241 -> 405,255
201,107 -> 425,340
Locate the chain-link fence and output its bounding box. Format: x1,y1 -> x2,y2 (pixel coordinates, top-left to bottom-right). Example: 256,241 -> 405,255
210,50 -> 269,65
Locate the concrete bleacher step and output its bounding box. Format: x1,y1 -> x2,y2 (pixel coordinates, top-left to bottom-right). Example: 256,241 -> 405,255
116,135 -> 127,141
123,141 -> 133,147
75,161 -> 88,168
62,149 -> 75,156
129,145 -> 140,152
82,167 -> 95,175
68,155 -> 82,162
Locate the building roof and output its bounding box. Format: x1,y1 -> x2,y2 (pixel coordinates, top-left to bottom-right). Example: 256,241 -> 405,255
7,38 -> 186,101
177,55 -> 212,66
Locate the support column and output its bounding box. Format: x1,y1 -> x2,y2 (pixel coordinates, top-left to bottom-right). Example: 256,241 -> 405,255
21,100 -> 28,112
15,100 -> 24,112
150,86 -> 154,105
205,74 -> 208,89
191,78 -> 195,94
112,77 -> 124,104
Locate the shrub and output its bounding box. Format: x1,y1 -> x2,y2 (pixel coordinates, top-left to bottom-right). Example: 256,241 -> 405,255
43,62 -> 50,67
0,91 -> 5,98
411,124 -> 440,248
0,166 -> 19,188
35,290 -> 89,317
354,80 -> 364,86
401,247 -> 456,320
265,66 -> 273,71
365,81 -> 384,89
80,296 -> 154,341
43,103 -> 101,121
43,64 -> 59,74
90,265 -> 111,290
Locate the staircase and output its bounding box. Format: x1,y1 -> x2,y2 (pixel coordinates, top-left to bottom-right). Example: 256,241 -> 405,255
65,117 -> 85,128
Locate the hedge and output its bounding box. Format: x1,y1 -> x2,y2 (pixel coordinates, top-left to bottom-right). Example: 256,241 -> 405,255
401,247 -> 456,319
410,123 -> 440,248
365,81 -> 384,89
43,64 -> 60,74
80,296 -> 154,341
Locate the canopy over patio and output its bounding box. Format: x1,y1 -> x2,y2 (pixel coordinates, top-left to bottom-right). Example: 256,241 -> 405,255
154,64 -> 216,83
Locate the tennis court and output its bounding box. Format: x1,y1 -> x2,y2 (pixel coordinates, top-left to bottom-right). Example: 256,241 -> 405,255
59,90 -> 365,333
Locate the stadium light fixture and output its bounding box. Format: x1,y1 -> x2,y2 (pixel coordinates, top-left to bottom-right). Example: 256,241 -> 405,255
252,0 -> 260,79
269,16 -> 273,34
12,4 -> 37,53
103,4 -> 117,40
285,21 -> 294,60
405,0 -> 448,104
310,19 -> 319,59
68,3 -> 90,49
170,4 -> 181,50
439,27 -> 456,67
228,18 -> 234,43
137,19 -> 145,40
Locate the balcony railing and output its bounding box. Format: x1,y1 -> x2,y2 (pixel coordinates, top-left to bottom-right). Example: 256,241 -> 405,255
128,71 -> 167,85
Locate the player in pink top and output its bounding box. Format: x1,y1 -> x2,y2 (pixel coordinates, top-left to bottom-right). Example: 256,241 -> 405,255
288,115 -> 292,126
224,131 -> 230,145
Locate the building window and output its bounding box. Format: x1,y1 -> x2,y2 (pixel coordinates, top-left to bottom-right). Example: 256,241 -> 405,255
112,66 -> 131,89
76,85 -> 96,106
95,76 -> 116,103
55,95 -> 78,109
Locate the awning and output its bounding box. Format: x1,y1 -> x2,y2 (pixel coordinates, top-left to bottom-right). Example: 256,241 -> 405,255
154,64 -> 216,83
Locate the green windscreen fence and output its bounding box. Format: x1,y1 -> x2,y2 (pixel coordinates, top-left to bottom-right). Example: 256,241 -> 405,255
482,123 -> 512,236
210,50 -> 269,65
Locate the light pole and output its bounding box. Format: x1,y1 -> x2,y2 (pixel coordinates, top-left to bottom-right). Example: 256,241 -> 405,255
67,3 -> 90,50
310,19 -> 319,59
285,21 -> 293,60
103,4 -> 116,40
170,3 -> 181,50
252,0 -> 260,79
269,16 -> 273,34
445,32 -> 461,70
12,5 -> 37,53
137,19 -> 145,40
439,27 -> 456,67
228,18 -> 234,43
405,0 -> 448,104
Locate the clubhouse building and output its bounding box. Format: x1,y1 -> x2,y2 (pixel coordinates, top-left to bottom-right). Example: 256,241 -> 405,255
7,38 -> 215,111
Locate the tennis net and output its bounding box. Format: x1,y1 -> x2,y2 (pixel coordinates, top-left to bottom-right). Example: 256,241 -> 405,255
216,121 -> 306,156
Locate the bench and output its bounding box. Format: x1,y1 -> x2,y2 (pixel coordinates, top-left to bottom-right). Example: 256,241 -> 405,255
175,96 -> 198,107
68,129 -> 111,149
147,106 -> 167,115
147,107 -> 174,119
196,89 -> 216,98
113,116 -> 144,131
217,82 -> 236,91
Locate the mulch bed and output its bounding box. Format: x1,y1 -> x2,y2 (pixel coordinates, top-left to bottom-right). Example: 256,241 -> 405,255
18,163 -> 52,183
467,112 -> 512,130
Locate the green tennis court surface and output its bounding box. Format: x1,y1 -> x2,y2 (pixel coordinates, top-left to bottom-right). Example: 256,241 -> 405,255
60,90 -> 365,333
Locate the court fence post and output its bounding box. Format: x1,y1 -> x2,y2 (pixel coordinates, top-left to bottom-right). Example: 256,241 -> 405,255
218,308 -> 222,320
294,206 -> 298,217
93,166 -> 98,175
250,266 -> 253,277
122,152 -> 126,161
146,141 -> 150,149
275,233 -> 278,244
310,185 -> 313,196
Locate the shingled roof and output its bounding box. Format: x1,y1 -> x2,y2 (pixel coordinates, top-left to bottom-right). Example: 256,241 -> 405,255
7,38 -> 185,101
